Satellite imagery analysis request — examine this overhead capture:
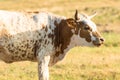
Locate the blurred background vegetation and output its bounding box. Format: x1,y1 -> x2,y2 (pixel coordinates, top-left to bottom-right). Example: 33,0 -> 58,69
0,0 -> 120,80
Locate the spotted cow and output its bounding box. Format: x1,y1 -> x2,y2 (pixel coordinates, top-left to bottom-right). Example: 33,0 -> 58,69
0,10 -> 104,80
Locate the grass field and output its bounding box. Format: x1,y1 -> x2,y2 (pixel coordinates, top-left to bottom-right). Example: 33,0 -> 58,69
0,0 -> 120,80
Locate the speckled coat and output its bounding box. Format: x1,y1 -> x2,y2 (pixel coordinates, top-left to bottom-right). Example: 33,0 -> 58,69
0,10 -> 104,80
0,10 -> 65,63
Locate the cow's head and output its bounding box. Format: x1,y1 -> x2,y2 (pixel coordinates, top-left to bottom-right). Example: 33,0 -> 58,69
64,10 -> 104,47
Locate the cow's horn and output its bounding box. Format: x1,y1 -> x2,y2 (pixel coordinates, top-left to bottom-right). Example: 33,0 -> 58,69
75,10 -> 79,20
89,12 -> 97,19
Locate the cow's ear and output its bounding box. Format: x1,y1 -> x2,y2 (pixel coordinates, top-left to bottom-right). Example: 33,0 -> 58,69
66,19 -> 77,28
75,10 -> 79,20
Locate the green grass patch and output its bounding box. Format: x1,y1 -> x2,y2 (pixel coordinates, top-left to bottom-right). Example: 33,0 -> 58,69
103,32 -> 120,47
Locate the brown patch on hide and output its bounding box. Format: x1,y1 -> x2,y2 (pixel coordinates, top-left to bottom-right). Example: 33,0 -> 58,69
54,19 -> 77,57
78,22 -> 92,42
80,30 -> 91,42
27,11 -> 39,14
48,33 -> 54,40
45,27 -> 48,32
42,24 -> 46,29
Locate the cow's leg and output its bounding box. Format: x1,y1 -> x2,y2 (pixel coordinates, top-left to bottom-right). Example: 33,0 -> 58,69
38,55 -> 50,80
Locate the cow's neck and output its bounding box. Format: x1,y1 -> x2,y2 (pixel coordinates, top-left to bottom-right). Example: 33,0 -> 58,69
55,19 -> 74,55
49,19 -> 74,66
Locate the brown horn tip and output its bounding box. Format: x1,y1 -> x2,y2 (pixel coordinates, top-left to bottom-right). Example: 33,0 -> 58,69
75,9 -> 79,20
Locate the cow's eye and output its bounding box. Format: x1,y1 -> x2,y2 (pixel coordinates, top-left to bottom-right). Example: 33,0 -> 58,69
84,26 -> 90,30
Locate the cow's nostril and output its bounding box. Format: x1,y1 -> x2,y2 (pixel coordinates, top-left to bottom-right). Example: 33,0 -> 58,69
100,38 -> 104,42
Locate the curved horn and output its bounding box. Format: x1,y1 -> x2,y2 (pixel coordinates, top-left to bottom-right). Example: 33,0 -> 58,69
75,10 -> 79,20
89,12 -> 97,19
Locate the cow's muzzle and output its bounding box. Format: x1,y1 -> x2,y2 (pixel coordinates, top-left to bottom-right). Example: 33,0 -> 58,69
93,37 -> 104,47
